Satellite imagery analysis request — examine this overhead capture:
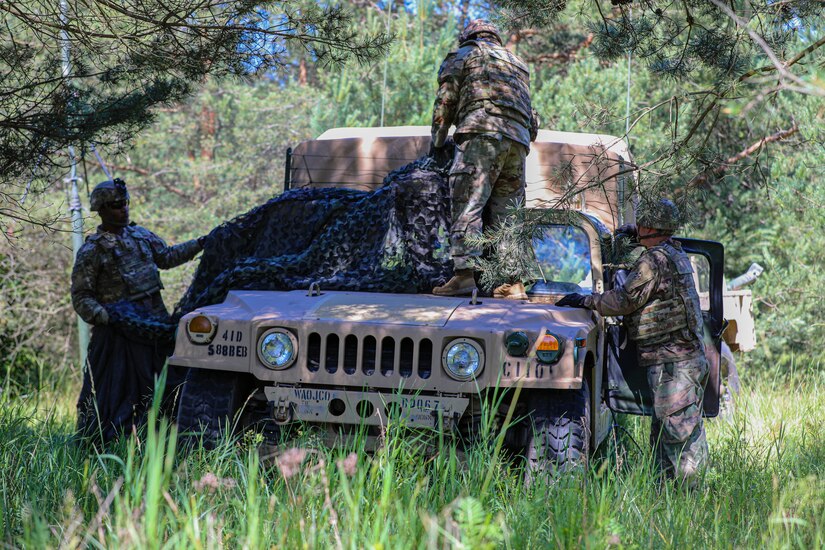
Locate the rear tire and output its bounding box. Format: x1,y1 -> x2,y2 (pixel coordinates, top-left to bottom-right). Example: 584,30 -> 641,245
524,379 -> 591,482
176,369 -> 260,449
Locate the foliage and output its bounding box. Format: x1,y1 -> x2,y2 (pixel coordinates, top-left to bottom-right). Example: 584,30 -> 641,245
1,365 -> 824,547
697,125 -> 825,368
0,0 -> 391,231
0,226 -> 75,397
313,0 -> 456,131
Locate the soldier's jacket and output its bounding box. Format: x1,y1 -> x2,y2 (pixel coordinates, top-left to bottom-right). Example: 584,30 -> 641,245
583,239 -> 705,366
71,223 -> 202,325
432,38 -> 534,148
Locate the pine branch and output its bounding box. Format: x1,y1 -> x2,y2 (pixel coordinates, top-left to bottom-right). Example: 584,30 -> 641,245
689,124 -> 800,189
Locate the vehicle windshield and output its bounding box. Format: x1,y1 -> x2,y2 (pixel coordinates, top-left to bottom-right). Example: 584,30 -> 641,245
530,224 -> 593,295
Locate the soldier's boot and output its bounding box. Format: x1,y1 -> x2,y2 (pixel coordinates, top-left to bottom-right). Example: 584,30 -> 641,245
493,282 -> 528,300
433,269 -> 477,296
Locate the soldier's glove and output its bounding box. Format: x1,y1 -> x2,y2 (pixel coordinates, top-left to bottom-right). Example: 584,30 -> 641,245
529,108 -> 540,142
197,227 -> 219,250
556,293 -> 588,309
96,308 -> 110,326
427,139 -> 454,170
615,223 -> 638,242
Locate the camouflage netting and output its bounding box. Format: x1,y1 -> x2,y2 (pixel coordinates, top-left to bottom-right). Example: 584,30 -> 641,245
106,154 -> 454,342
106,299 -> 174,344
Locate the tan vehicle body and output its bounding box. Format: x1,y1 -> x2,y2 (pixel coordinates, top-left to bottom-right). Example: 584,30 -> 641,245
171,212 -> 613,449
172,126 -> 752,453
171,288 -> 605,432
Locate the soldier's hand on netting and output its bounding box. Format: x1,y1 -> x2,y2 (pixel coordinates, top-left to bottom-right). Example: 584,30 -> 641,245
556,293 -> 587,308
96,308 -> 110,326
197,228 -> 218,250
615,223 -> 638,242
428,139 -> 454,171
530,108 -> 540,142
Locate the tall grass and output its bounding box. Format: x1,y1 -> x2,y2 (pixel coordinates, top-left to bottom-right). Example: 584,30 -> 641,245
1,360 -> 823,548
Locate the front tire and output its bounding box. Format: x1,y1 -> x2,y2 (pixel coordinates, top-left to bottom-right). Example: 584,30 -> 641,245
176,369 -> 259,449
524,379 -> 591,482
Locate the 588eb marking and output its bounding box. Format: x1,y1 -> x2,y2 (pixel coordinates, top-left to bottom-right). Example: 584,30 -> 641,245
208,344 -> 248,357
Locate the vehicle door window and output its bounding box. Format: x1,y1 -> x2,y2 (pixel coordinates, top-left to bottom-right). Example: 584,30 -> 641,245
689,253 -> 711,311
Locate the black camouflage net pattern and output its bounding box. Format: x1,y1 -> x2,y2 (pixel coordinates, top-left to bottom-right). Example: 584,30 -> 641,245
105,300 -> 175,345
106,155 -> 454,341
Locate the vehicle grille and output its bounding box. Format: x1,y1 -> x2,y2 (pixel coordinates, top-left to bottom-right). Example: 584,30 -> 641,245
306,333 -> 433,379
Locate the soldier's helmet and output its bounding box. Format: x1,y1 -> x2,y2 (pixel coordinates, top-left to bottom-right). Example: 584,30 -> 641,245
637,198 -> 681,232
89,178 -> 130,212
459,20 -> 502,45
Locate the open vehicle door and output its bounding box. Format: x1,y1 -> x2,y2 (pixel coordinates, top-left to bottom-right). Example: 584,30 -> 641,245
604,238 -> 725,417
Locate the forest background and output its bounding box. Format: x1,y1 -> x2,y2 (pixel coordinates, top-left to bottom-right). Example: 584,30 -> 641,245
1,0 -> 824,547
3,1 -> 824,390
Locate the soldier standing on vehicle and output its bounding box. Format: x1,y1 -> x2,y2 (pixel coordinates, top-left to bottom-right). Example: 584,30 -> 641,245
430,19 -> 538,299
71,178 -> 206,445
556,199 -> 709,485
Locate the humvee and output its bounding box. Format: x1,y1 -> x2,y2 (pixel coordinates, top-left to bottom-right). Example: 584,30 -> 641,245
171,127 -> 753,471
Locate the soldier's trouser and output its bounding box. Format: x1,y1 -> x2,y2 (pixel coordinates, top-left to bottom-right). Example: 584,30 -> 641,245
449,133 -> 527,271
647,356 -> 709,483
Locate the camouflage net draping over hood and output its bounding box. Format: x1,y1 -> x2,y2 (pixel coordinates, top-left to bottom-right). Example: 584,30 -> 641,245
106,155 -> 453,342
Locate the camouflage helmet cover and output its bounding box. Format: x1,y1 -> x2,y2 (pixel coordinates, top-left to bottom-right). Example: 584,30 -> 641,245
89,178 -> 129,211
637,198 -> 681,232
459,20 -> 502,44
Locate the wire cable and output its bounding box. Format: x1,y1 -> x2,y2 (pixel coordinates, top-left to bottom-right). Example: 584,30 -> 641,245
90,142 -> 112,180
611,422 -> 645,456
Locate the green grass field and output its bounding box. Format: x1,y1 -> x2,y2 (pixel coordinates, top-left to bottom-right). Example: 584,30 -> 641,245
1,361 -> 823,549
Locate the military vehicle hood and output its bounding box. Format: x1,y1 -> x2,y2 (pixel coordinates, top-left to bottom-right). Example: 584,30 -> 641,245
193,290 -> 595,333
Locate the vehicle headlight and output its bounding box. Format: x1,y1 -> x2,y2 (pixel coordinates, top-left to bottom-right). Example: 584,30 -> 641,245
186,314 -> 217,344
258,328 -> 298,370
442,338 -> 485,381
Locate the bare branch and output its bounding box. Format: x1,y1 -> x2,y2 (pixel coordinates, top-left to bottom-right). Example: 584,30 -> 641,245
709,0 -> 825,96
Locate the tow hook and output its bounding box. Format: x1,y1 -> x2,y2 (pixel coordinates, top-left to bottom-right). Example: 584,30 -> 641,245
435,404 -> 460,431
272,396 -> 293,424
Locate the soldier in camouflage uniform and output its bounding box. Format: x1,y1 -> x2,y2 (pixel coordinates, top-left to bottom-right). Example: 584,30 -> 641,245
430,19 -> 538,299
556,199 -> 709,484
71,178 -> 205,444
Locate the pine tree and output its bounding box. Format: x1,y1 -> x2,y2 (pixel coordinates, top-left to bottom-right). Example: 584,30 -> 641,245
0,0 -> 391,229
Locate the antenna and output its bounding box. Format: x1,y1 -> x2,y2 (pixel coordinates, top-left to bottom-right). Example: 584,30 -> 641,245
620,8 -> 634,227
379,0 -> 393,127
61,0 -> 90,366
